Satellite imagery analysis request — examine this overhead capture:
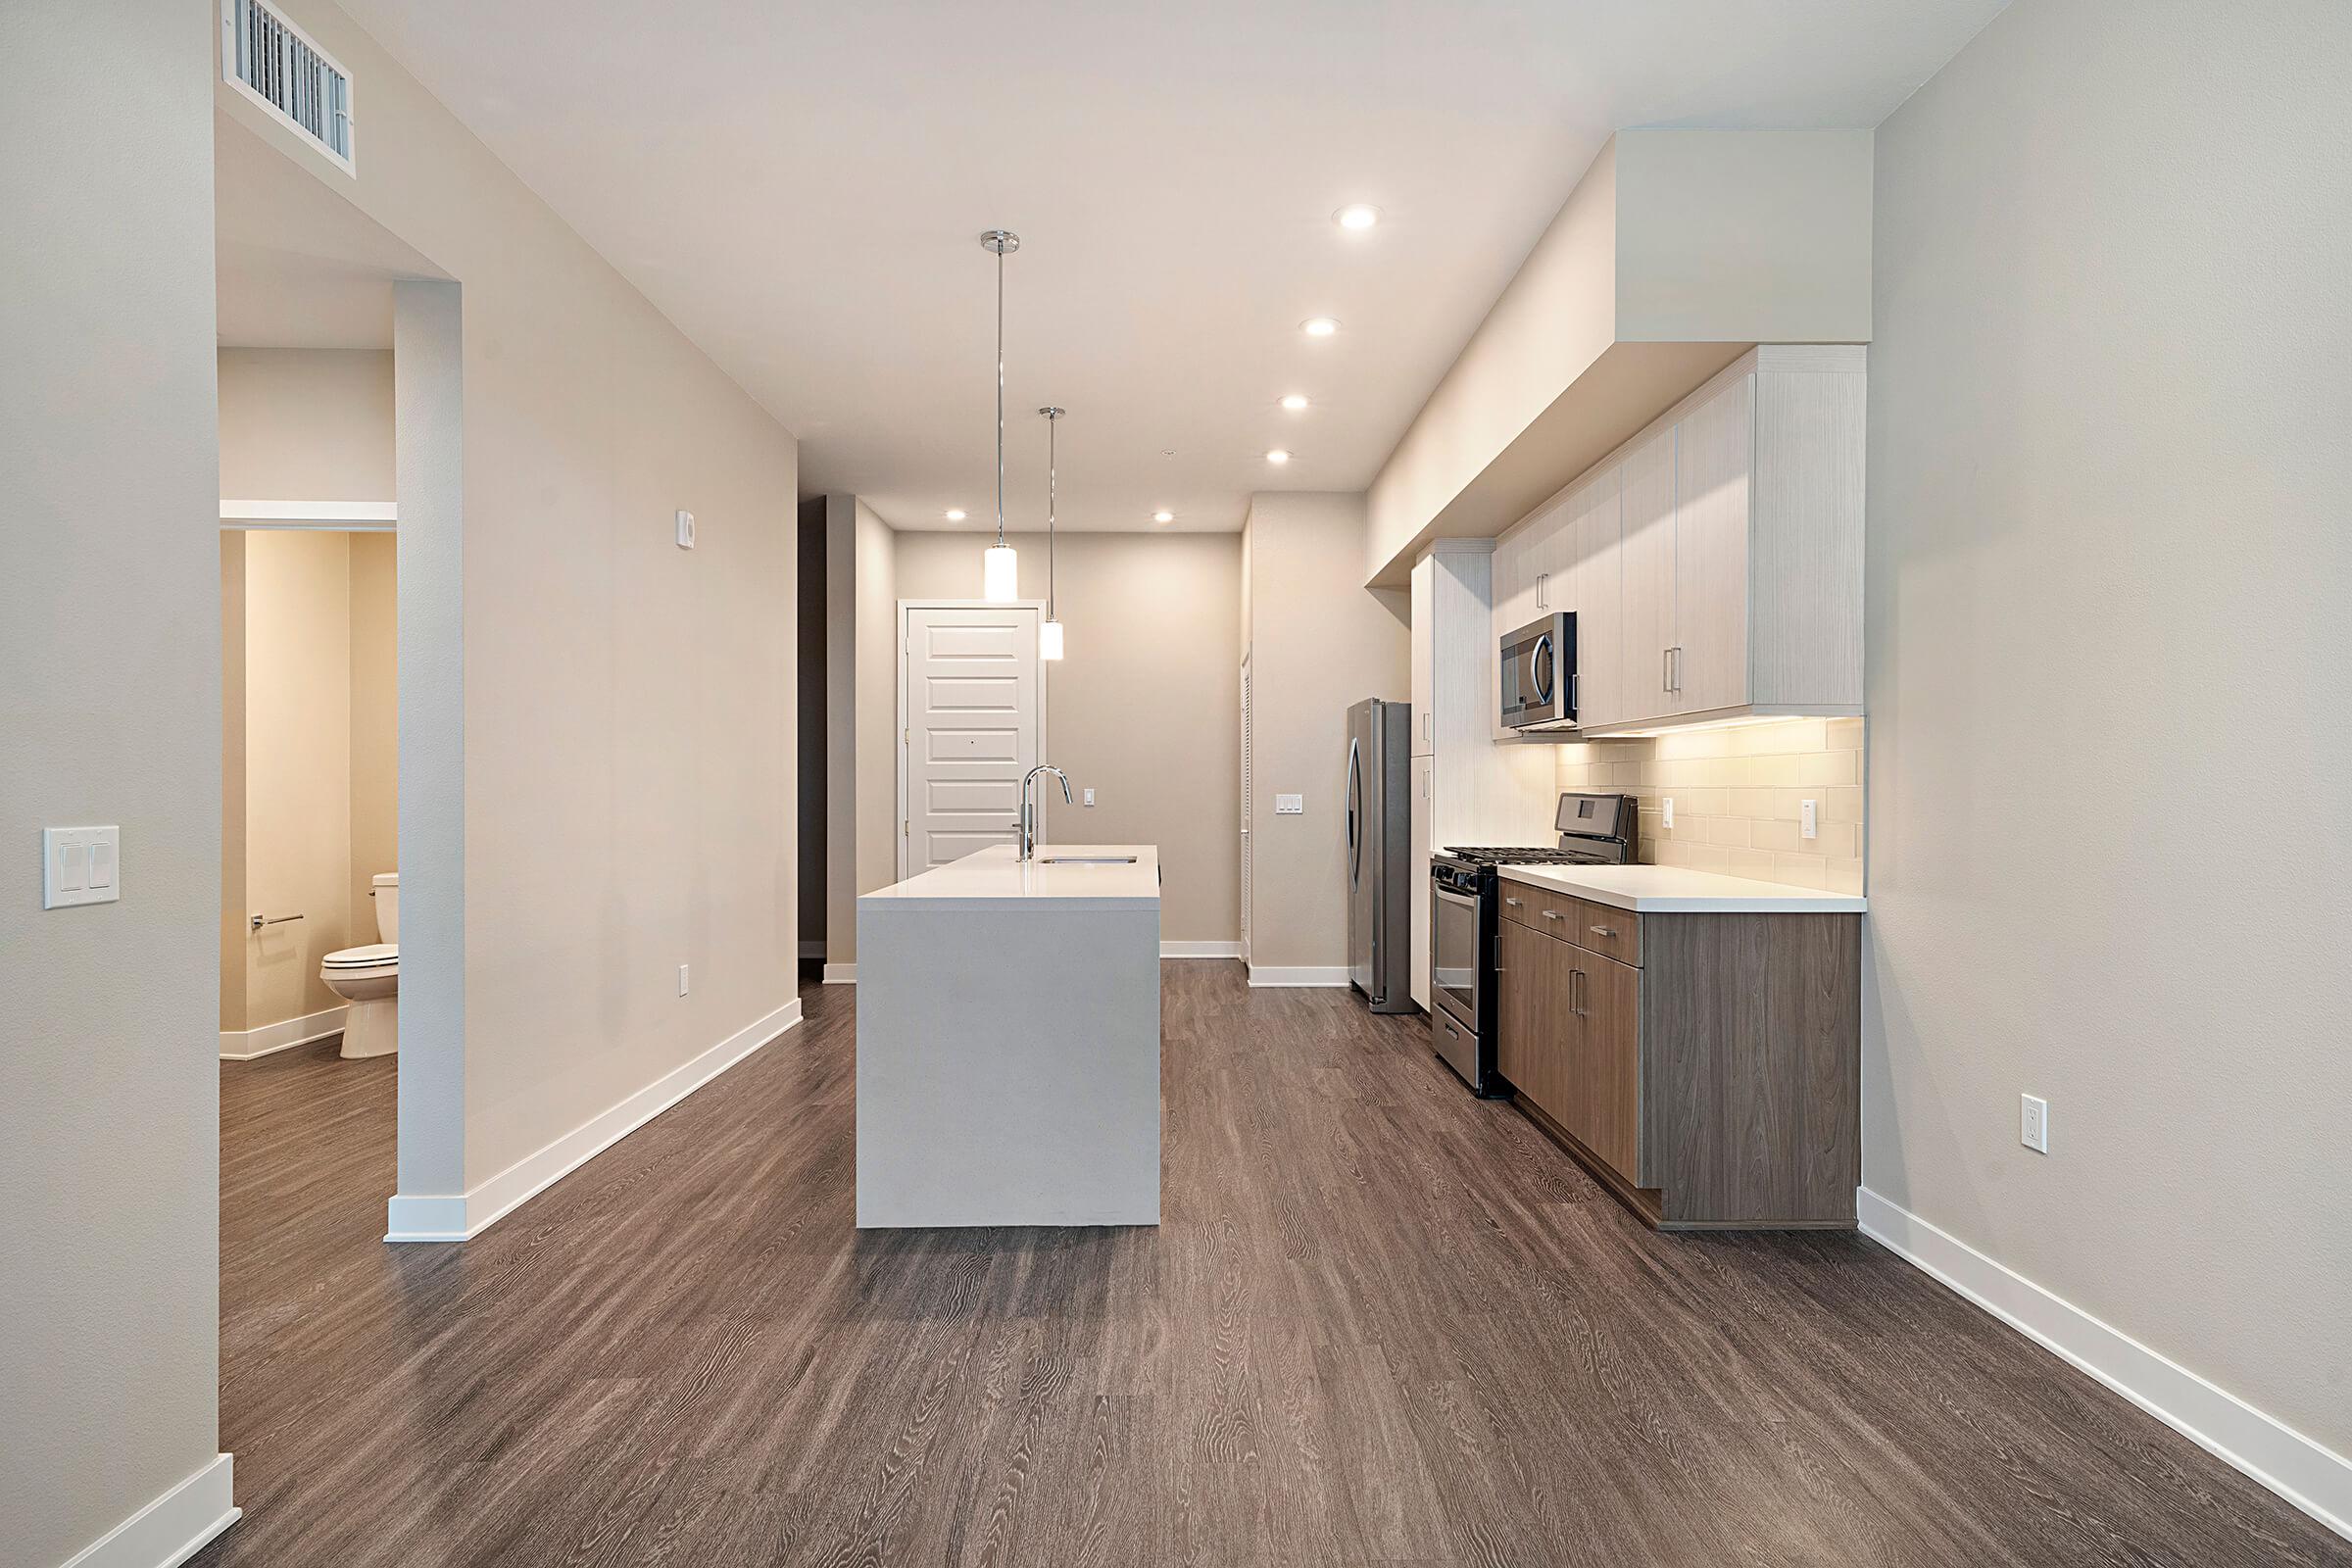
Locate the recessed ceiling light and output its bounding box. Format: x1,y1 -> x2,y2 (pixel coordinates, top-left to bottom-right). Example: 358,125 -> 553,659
1280,394 -> 1309,412
1334,204 -> 1381,231
944,508 -> 966,521
1152,510 -> 1174,523
1265,449 -> 1292,466
1300,318 -> 1340,338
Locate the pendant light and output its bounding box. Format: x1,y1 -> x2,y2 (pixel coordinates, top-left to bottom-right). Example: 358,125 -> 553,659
1037,406 -> 1066,661
980,229 -> 1021,602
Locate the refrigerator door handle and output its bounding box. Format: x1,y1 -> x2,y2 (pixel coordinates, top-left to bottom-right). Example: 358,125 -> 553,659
1345,737 -> 1362,880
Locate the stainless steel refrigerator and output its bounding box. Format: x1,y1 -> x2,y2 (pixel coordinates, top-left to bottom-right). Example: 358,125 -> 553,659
1345,698 -> 1414,1013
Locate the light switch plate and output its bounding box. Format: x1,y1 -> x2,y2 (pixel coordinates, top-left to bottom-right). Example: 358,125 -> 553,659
1274,794 -> 1303,815
678,962 -> 691,997
1662,797 -> 1675,829
1801,799 -> 1819,840
44,826 -> 120,908
675,509 -> 696,549
1082,788 -> 1096,807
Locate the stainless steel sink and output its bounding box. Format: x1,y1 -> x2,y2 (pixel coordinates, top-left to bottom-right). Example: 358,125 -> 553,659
1040,855 -> 1138,864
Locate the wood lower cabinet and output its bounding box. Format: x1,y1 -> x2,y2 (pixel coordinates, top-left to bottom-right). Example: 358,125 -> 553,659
1494,876 -> 1860,1230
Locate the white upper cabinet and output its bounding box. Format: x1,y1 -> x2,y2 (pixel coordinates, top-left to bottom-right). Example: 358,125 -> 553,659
1671,371 -> 1753,715
1487,345 -> 1865,734
1409,553 -> 1435,757
1567,466 -> 1622,727
1616,425 -> 1678,723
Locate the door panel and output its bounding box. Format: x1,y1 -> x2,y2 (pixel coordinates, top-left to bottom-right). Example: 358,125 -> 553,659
1499,919 -> 1578,1121
1673,373 -> 1753,714
903,605 -> 1040,875
1618,427 -> 1677,726
1572,953 -> 1642,1181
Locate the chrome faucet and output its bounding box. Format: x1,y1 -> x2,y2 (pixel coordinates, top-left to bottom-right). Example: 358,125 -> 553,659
1018,764 -> 1070,860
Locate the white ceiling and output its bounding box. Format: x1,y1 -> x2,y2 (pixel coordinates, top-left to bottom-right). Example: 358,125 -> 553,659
334,0 -> 2002,532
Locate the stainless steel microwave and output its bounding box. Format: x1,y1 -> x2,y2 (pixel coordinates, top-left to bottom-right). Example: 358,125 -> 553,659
1499,612 -> 1577,729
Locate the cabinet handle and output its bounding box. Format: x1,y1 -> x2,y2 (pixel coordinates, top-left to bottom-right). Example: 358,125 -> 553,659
1663,647 -> 1672,693
1541,908 -> 1562,921
1589,924 -> 1615,939
1503,896 -> 1523,907
1571,968 -> 1587,1016
1536,571 -> 1548,611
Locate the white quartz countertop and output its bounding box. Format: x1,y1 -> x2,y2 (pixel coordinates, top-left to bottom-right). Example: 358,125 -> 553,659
858,844 -> 1161,912
1497,861 -> 1866,913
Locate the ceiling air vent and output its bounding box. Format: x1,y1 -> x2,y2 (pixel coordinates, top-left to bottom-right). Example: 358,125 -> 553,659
220,0 -> 355,174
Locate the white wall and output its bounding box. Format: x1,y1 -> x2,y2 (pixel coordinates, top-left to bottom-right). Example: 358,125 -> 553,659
1867,0 -> 2352,1473
1244,494 -> 1410,972
216,347 -> 394,501
825,496 -> 900,967
220,0 -> 803,1200
0,3 -> 226,1563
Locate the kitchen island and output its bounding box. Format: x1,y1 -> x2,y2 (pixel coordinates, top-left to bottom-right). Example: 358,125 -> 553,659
855,844 -> 1160,1228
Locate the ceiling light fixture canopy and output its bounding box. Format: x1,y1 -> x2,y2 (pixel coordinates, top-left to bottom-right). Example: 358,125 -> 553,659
1265,449 -> 1292,466
1038,406 -> 1066,662
1280,394 -> 1309,412
980,229 -> 1021,602
1152,510 -> 1174,523
945,508 -> 966,521
1334,204 -> 1381,230
1300,317 -> 1340,338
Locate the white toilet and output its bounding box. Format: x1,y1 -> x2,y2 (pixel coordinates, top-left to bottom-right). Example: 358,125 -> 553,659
321,873 -> 399,1059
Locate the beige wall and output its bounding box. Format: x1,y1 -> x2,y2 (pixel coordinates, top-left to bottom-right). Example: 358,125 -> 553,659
891,530 -> 1244,944
220,530 -> 399,1033
0,3 -> 224,1561
240,530 -> 358,1025
222,0 -> 801,1190
220,533 -> 250,1033
217,347 -> 394,501
1552,718 -> 1865,894
348,534 -> 398,940
1868,0 -> 2351,1460
1244,493 -> 1410,971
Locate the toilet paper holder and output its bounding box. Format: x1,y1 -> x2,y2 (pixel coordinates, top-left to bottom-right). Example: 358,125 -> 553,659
249,911 -> 305,932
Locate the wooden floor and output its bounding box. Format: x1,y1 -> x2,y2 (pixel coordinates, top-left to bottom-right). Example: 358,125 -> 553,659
202,962 -> 2345,1567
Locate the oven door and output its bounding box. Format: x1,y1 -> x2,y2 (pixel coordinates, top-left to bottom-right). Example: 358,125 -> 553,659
1431,882 -> 1481,1032
1498,613 -> 1573,729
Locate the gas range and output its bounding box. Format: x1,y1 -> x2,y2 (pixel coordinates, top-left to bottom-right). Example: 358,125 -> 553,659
1428,794 -> 1638,1098
1438,845 -> 1624,869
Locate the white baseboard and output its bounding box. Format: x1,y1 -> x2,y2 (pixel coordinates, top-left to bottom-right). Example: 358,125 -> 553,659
822,961 -> 857,984
63,1452 -> 238,1568
1160,941 -> 1242,959
1246,964 -> 1351,988
1858,1188 -> 2350,1542
384,997 -> 804,1243
219,1004 -> 347,1060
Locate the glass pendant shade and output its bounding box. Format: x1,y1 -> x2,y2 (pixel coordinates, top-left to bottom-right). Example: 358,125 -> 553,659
1039,617 -> 1065,661
982,543 -> 1019,602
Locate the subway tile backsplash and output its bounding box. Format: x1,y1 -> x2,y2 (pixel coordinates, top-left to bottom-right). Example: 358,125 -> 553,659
1551,717 -> 1865,895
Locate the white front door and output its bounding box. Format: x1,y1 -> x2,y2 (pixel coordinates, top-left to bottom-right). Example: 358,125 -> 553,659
900,603 -> 1042,877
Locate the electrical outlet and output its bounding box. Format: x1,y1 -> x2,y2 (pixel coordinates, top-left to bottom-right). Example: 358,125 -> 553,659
678,963 -> 691,997
1801,799 -> 1819,840
1662,797 -> 1675,830
2020,1094 -> 2049,1153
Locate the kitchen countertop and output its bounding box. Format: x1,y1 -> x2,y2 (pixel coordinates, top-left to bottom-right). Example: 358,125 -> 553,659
858,844 -> 1160,912
1498,861 -> 1866,913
